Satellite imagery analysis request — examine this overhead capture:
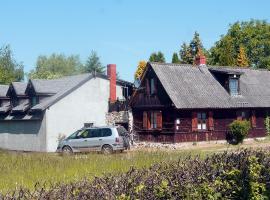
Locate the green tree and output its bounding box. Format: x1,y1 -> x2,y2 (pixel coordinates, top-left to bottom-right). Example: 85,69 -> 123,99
172,52 -> 180,63
179,42 -> 193,64
209,20 -> 270,68
237,46 -> 249,67
179,32 -> 207,64
0,45 -> 24,84
82,51 -> 105,74
149,51 -> 166,63
28,54 -> 82,79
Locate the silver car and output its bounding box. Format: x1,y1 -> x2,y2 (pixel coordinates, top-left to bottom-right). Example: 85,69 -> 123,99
57,126 -> 130,154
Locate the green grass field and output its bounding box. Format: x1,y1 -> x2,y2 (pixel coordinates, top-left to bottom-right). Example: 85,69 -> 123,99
0,138 -> 269,193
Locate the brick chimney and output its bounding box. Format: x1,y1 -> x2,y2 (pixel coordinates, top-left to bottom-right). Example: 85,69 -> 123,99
194,48 -> 206,66
107,64 -> 116,103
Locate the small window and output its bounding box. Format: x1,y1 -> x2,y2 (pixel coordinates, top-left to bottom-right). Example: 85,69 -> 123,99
229,78 -> 239,96
101,128 -> 112,137
31,96 -> 39,106
150,112 -> 157,129
241,110 -> 250,120
150,78 -> 155,95
197,112 -> 207,130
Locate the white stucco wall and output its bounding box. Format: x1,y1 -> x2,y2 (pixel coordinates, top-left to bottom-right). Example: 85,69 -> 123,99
45,77 -> 124,152
0,118 -> 47,152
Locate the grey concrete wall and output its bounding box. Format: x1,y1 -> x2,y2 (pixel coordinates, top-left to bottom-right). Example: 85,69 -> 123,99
45,77 -> 124,152
0,117 -> 47,151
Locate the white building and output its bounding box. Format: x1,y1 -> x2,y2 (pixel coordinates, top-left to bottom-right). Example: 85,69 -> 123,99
0,64 -> 132,152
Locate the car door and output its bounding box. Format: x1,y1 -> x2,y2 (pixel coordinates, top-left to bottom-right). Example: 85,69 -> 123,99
67,129 -> 90,152
85,129 -> 103,151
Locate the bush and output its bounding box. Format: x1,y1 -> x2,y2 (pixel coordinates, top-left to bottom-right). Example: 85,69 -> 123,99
1,149 -> 270,200
265,116 -> 270,136
228,120 -> 251,144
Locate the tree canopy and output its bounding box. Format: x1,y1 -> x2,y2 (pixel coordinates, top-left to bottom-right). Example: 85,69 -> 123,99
172,52 -> 180,63
209,20 -> 270,69
0,45 -> 24,84
134,60 -> 147,80
81,51 -> 105,74
179,32 -> 207,64
149,51 -> 166,63
28,54 -> 82,79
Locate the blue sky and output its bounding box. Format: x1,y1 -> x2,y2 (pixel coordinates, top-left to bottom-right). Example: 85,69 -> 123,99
0,0 -> 269,81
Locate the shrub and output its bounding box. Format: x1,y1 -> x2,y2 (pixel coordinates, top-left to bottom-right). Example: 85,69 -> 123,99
264,116 -> 270,136
228,120 -> 251,144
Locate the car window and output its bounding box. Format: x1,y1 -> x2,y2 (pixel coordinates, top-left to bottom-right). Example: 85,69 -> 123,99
67,130 -> 79,139
76,129 -> 89,138
87,129 -> 101,138
117,126 -> 128,136
101,128 -> 112,137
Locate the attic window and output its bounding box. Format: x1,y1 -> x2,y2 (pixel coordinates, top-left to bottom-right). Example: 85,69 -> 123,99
31,96 -> 39,106
229,78 -> 239,96
150,78 -> 156,95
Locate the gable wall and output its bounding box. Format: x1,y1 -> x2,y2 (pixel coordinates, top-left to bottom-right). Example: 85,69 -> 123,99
45,77 -> 123,152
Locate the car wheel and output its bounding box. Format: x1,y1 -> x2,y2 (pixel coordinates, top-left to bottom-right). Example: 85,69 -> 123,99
62,146 -> 73,154
102,145 -> 113,154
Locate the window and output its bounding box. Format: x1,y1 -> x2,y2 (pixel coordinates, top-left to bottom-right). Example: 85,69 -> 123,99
197,112 -> 207,130
150,112 -> 157,129
31,96 -> 39,106
150,78 -> 155,95
88,129 -> 102,138
101,128 -> 112,137
143,111 -> 162,130
229,78 -> 239,96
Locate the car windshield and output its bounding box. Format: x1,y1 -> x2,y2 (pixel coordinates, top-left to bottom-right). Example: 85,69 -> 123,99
67,130 -> 79,139
117,126 -> 128,136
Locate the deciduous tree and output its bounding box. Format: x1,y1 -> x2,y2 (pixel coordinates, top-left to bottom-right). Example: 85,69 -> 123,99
134,60 -> 147,80
28,54 -> 82,79
149,51 -> 166,63
209,20 -> 270,68
237,46 -> 249,67
0,45 -> 24,84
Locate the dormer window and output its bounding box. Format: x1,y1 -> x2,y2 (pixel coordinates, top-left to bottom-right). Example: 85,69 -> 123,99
31,96 -> 39,106
229,77 -> 239,96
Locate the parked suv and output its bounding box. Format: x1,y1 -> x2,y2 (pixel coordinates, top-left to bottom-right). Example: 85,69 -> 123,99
57,126 -> 130,154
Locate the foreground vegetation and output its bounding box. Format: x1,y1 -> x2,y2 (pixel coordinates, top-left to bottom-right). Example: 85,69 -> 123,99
0,148 -> 209,193
1,148 -> 270,199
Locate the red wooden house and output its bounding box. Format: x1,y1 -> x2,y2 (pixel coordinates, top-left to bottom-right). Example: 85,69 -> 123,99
130,56 -> 268,143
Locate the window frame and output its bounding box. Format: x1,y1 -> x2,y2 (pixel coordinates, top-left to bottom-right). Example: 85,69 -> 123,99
150,78 -> 156,95
229,78 -> 239,96
197,112 -> 207,131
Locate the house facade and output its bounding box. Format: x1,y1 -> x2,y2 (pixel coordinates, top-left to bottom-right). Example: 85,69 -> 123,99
0,64 -> 133,152
130,56 -> 268,143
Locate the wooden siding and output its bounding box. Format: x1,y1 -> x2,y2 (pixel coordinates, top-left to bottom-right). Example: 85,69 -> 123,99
133,108 -> 267,143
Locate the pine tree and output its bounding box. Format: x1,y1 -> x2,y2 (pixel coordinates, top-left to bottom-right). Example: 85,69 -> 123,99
83,51 -> 105,74
237,46 -> 249,67
134,60 -> 147,80
179,43 -> 193,64
172,52 -> 180,63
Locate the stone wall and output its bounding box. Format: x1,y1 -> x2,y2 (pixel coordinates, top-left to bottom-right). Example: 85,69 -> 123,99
106,110 -> 133,132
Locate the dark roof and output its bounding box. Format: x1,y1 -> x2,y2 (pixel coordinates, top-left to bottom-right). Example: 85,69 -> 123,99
147,62 -> 270,109
30,73 -> 132,111
10,82 -> 28,96
30,73 -> 93,111
0,85 -> 9,97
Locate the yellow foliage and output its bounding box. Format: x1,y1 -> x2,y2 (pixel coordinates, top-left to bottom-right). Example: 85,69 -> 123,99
134,60 -> 147,80
237,46 -> 249,67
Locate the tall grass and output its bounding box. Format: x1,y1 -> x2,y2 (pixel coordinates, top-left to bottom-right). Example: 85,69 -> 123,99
0,149 -> 205,193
